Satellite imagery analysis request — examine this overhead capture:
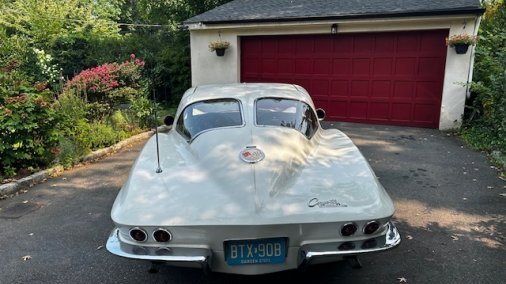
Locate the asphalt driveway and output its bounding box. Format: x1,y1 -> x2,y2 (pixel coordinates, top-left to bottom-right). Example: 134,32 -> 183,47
0,122 -> 504,284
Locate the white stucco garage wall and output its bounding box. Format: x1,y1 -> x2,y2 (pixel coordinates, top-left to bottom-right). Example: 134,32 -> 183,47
188,15 -> 480,130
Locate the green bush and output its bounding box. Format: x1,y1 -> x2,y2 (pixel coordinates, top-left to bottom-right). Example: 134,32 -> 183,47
129,95 -> 153,128
462,1 -> 506,175
463,2 -> 506,150
75,120 -> 128,150
0,65 -> 62,178
55,93 -> 138,167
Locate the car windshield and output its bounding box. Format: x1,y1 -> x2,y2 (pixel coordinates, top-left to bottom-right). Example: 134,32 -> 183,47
256,98 -> 318,139
176,99 -> 242,141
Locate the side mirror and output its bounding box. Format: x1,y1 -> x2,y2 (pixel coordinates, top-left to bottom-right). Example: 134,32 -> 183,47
164,115 -> 175,126
316,108 -> 326,121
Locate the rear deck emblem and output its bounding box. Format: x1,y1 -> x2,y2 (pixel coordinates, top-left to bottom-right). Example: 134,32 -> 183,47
240,147 -> 265,164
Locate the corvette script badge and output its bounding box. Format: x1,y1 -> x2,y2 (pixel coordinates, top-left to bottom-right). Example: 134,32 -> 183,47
240,146 -> 265,164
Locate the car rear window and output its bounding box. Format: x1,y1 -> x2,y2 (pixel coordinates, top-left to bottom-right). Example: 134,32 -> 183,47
256,98 -> 318,139
176,99 -> 242,141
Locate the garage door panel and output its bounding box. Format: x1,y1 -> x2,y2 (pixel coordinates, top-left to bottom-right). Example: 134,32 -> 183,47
351,81 -> 369,97
278,39 -> 297,54
369,102 -> 390,120
395,58 -> 417,76
295,59 -> 312,74
396,35 -> 419,53
352,58 -> 371,75
241,30 -> 447,128
242,40 -> 261,55
371,81 -> 391,98
349,101 -> 368,119
418,57 -> 444,77
333,38 -> 353,53
261,38 -> 278,54
391,103 -> 413,121
333,59 -> 352,74
416,82 -> 441,99
278,59 -> 295,74
328,100 -> 348,119
331,80 -> 349,97
314,59 -> 331,74
393,82 -> 415,98
414,104 -> 439,123
318,38 -> 333,53
296,39 -> 314,54
262,59 -> 278,74
312,80 -> 329,97
374,35 -> 396,53
373,58 -> 393,75
353,36 -> 374,54
420,33 -> 447,55
242,58 -> 259,75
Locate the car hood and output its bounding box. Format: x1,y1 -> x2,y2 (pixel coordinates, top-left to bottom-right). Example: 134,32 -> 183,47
111,127 -> 395,226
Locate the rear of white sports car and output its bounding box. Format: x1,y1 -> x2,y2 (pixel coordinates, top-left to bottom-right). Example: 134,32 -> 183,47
107,219 -> 399,275
106,84 -> 400,275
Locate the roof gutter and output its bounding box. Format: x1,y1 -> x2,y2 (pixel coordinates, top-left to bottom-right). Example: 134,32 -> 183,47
184,8 -> 485,26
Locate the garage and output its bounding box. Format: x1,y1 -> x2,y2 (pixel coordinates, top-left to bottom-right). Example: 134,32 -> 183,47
241,31 -> 448,128
184,0 -> 484,130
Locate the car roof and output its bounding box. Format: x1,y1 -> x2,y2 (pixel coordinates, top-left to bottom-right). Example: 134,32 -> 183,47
179,83 -> 313,108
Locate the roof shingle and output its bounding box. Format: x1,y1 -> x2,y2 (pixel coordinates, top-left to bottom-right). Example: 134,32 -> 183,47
185,0 -> 483,25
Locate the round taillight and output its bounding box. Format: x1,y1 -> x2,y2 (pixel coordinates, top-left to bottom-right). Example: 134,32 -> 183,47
341,223 -> 357,236
129,228 -> 147,242
153,229 -> 172,242
363,221 -> 380,235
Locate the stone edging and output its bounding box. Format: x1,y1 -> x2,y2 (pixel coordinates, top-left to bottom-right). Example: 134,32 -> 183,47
0,126 -> 169,197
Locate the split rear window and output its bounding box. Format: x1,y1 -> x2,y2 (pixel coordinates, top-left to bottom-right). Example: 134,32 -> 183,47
176,99 -> 242,141
256,98 -> 318,139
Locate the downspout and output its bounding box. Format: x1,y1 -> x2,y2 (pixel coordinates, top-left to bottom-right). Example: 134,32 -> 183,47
466,16 -> 482,99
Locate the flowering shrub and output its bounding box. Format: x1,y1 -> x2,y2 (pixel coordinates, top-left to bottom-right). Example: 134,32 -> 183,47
33,48 -> 63,89
63,54 -> 146,119
54,56 -> 152,168
446,33 -> 479,47
0,64 -> 62,178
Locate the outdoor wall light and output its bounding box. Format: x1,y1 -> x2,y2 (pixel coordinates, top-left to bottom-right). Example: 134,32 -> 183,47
331,24 -> 338,34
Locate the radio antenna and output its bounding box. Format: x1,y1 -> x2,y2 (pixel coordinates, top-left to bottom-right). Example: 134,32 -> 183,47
153,89 -> 162,173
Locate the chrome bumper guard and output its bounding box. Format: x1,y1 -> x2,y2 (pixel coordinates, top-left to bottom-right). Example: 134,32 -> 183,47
106,228 -> 211,269
299,221 -> 401,267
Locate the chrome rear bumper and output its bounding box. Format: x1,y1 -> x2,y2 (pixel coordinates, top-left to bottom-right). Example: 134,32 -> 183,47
106,221 -> 400,273
106,228 -> 211,269
298,221 -> 401,266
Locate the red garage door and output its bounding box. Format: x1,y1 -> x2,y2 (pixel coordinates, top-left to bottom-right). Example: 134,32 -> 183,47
241,30 -> 448,128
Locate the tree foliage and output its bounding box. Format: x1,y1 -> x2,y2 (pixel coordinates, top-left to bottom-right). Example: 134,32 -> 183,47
0,0 -> 122,47
462,0 -> 506,174
0,0 -> 233,177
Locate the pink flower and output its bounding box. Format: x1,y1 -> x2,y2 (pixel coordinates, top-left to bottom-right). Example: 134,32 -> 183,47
130,54 -> 136,59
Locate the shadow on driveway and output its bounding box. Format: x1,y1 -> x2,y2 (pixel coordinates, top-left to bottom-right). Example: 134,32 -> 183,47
0,122 -> 504,284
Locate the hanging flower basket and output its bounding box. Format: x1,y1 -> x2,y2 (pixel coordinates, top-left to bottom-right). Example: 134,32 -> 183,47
209,40 -> 230,57
214,48 -> 226,56
453,44 -> 470,54
446,33 -> 478,55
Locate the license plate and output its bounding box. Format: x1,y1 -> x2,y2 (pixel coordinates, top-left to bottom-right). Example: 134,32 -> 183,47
225,238 -> 286,265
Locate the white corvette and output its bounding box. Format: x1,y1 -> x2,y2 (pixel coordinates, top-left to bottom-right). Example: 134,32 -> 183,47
106,83 -> 400,275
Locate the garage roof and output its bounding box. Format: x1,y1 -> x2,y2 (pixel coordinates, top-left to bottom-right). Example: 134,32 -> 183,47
184,0 -> 484,25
